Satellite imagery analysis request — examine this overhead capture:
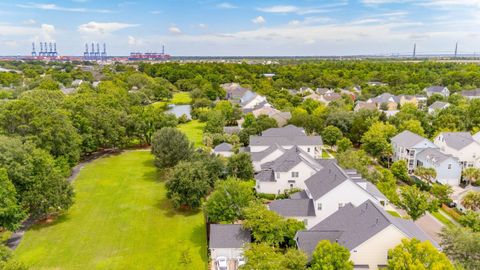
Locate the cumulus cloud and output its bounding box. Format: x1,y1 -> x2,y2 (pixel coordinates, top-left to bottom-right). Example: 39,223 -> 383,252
168,26 -> 182,35
17,3 -> 113,13
216,2 -> 238,9
78,21 -> 139,34
40,24 -> 56,40
128,35 -> 144,46
23,19 -> 36,25
251,16 -> 266,24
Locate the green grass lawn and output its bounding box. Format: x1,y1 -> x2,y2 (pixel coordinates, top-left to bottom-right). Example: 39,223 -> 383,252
171,92 -> 192,105
178,120 -> 205,147
14,151 -> 208,270
387,210 -> 402,218
431,210 -> 455,227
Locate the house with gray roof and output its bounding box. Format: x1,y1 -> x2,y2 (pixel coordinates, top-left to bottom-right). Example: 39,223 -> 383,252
460,89 -> 480,100
221,83 -> 250,101
296,200 -> 438,269
354,101 -> 377,112
434,132 -> 480,169
249,125 -> 323,159
428,101 -> 450,114
416,148 -> 462,186
239,91 -> 267,110
213,142 -> 233,157
391,130 -> 437,171
267,161 -> 389,229
209,224 -> 251,260
255,146 -> 323,194
425,86 -> 450,97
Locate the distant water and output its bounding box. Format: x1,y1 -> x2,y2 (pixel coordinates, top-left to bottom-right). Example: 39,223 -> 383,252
167,104 -> 191,119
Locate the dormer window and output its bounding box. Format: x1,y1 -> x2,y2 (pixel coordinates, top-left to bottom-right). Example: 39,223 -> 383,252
291,172 -> 299,178
317,203 -> 322,210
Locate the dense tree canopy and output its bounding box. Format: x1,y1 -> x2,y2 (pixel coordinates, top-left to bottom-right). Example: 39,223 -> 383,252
151,128 -> 194,168
388,238 -> 454,270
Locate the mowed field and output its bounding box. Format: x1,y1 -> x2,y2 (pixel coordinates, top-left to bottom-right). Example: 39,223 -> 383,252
14,150 -> 208,270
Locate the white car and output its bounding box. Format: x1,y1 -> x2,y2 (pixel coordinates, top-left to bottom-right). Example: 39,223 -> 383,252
216,256 -> 228,270
237,257 -> 245,267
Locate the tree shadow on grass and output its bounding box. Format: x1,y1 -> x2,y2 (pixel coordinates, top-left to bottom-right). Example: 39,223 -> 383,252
157,197 -> 201,218
28,214 -> 71,231
190,223 -> 208,264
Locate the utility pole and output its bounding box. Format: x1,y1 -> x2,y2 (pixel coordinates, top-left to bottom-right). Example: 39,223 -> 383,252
413,43 -> 416,58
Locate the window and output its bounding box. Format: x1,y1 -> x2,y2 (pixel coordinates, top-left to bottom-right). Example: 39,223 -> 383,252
448,164 -> 452,169
317,203 -> 322,210
303,219 -> 308,226
288,180 -> 296,183
338,203 -> 344,209
291,172 -> 299,178
276,172 -> 280,179
307,148 -> 311,153
290,184 -> 294,188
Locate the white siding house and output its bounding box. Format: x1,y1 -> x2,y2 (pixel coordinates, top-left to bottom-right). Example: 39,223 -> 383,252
249,125 -> 323,159
416,148 -> 462,186
391,130 -> 437,171
434,132 -> 480,169
296,200 -> 439,270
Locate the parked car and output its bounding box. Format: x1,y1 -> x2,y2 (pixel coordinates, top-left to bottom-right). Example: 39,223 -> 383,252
237,257 -> 245,267
216,256 -> 228,270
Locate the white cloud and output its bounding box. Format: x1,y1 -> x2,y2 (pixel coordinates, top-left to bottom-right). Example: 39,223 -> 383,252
198,23 -> 208,29
78,21 -> 139,34
258,5 -> 299,13
216,2 -> 238,9
257,4 -> 343,15
23,19 -> 36,25
251,16 -> 266,24
128,35 -> 143,46
168,26 -> 182,35
40,24 -> 56,40
17,3 -> 113,13
150,10 -> 162,14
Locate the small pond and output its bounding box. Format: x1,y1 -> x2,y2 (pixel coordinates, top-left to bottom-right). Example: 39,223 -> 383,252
167,104 -> 192,119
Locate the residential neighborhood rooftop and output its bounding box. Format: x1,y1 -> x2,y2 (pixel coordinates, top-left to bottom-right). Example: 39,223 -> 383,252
268,199 -> 316,217
437,132 -> 477,150
209,224 -> 251,249
391,130 -> 432,148
296,200 -> 437,256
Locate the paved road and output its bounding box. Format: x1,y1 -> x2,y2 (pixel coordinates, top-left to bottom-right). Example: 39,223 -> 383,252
394,207 -> 444,243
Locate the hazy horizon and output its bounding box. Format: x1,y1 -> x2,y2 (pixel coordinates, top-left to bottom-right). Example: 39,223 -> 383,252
0,0 -> 479,56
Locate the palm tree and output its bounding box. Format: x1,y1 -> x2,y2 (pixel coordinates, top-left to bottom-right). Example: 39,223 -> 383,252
462,191 -> 480,211
462,168 -> 480,186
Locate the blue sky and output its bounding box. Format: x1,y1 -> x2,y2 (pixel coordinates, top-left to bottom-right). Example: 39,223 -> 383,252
0,0 -> 479,56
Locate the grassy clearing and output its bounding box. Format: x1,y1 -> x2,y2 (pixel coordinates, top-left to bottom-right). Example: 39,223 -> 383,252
431,211 -> 455,227
14,151 -> 208,270
178,120 -> 205,147
387,210 -> 402,218
171,92 -> 192,105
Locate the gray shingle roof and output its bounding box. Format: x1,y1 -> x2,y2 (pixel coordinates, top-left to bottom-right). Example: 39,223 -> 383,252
295,230 -> 343,258
461,89 -> 480,97
296,200 -> 438,256
426,86 -> 447,93
391,130 -> 429,148
214,142 -> 233,152
304,162 -> 349,200
365,182 -> 387,200
261,146 -> 322,172
250,136 -> 322,147
255,169 -> 275,182
209,224 -> 251,249
429,101 -> 449,110
370,93 -> 395,104
240,91 -> 258,106
250,144 -> 284,162
290,190 -> 309,199
261,125 -> 305,137
417,147 -> 455,164
268,199 -> 316,217
438,132 -> 476,150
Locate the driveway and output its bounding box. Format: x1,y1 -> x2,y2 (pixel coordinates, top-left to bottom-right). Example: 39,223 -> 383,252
394,208 -> 444,243
414,213 -> 444,243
